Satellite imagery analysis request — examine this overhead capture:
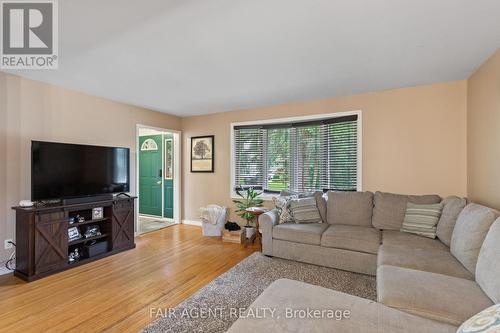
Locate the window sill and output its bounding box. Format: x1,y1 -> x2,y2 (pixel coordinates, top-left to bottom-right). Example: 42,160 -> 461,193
230,192 -> 278,202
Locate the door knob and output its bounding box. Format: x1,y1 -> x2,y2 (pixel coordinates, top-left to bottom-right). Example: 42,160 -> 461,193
157,180 -> 162,185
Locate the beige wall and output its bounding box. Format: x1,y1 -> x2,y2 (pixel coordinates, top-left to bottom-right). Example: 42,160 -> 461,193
0,72 -> 479,262
467,49 -> 500,209
181,81 -> 468,222
0,72 -> 181,263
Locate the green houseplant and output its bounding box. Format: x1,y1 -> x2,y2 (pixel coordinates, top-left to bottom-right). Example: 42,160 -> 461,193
233,187 -> 264,238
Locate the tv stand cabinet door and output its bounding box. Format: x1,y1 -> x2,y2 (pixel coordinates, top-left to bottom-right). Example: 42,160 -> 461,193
34,211 -> 69,275
111,199 -> 135,250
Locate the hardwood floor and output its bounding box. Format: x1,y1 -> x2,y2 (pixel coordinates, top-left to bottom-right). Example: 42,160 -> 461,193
0,225 -> 258,333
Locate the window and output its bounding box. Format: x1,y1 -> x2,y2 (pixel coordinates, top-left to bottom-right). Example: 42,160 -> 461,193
233,113 -> 360,194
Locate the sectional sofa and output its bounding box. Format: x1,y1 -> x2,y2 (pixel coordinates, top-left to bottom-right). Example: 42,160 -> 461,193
228,191 -> 500,332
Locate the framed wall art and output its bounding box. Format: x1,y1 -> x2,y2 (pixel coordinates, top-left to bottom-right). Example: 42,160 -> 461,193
191,135 -> 214,172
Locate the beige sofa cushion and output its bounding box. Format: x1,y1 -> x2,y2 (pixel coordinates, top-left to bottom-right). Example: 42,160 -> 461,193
273,239 -> 377,275
377,265 -> 493,326
314,191 -> 327,223
273,223 -> 329,245
372,192 -> 441,230
321,225 -> 381,254
450,203 -> 498,275
378,244 -> 473,279
326,191 -> 374,226
382,230 -> 448,252
437,196 -> 467,246
228,278 -> 458,333
475,218 -> 500,303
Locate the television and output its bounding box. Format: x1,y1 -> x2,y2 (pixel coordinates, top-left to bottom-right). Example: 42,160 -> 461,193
31,141 -> 130,201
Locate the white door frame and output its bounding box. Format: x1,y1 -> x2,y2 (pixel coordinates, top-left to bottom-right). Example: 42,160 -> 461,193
136,124 -> 181,232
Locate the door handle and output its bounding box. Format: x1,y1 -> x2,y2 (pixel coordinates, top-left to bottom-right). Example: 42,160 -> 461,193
158,169 -> 162,178
156,180 -> 162,185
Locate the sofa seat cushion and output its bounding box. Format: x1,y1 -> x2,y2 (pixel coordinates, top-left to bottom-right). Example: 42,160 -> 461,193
326,191 -> 374,226
228,278 -> 458,333
321,225 -> 381,254
382,230 -> 448,252
377,265 -> 493,326
378,244 -> 473,279
273,223 -> 329,245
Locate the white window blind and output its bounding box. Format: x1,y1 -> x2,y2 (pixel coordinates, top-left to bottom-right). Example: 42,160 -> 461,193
234,114 -> 359,193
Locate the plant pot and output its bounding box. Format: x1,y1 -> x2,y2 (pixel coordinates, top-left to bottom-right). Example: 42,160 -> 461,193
244,226 -> 256,239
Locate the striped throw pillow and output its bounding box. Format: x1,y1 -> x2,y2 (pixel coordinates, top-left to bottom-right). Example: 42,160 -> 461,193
289,197 -> 322,224
401,202 -> 443,239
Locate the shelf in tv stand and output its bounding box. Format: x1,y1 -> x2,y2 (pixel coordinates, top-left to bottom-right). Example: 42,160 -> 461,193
68,233 -> 109,246
68,217 -> 110,228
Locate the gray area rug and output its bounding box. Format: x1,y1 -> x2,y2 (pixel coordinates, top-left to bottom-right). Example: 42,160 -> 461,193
142,253 -> 376,333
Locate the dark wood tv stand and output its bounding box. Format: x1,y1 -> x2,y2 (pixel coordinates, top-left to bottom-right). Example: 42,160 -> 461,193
12,196 -> 137,282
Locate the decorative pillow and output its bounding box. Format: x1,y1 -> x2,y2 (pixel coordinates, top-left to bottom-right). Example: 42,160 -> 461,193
400,202 -> 443,238
457,304 -> 500,333
437,196 -> 467,246
289,197 -> 322,224
272,195 -> 297,224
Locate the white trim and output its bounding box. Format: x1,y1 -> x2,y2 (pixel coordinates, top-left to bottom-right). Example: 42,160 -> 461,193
182,219 -> 202,227
0,265 -> 13,276
172,131 -> 181,225
229,110 -> 363,198
136,124 -> 182,233
356,111 -> 363,192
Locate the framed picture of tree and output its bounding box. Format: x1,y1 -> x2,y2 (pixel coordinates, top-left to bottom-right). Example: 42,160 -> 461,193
190,135 -> 214,172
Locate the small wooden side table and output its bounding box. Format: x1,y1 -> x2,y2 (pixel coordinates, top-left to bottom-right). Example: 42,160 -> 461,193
244,207 -> 269,249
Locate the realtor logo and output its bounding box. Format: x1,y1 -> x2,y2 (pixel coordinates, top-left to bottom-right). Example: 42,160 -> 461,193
1,0 -> 58,69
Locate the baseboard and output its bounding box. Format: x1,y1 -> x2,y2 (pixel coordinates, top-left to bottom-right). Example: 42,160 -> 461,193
182,219 -> 202,227
0,264 -> 14,276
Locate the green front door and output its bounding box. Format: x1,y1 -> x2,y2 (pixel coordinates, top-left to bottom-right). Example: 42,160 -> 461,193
139,135 -> 163,216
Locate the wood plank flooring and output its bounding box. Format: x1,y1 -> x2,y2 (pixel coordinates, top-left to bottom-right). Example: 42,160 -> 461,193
0,225 -> 258,333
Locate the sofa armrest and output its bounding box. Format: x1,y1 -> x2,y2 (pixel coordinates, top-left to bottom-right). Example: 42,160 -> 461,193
259,209 -> 279,256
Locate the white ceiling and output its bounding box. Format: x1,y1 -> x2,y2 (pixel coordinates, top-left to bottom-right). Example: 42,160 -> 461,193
6,0 -> 500,116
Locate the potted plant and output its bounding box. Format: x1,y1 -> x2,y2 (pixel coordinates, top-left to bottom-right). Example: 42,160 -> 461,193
233,187 -> 264,239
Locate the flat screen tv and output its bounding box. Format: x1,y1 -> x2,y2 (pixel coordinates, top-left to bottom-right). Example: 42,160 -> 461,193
32,141 -> 130,201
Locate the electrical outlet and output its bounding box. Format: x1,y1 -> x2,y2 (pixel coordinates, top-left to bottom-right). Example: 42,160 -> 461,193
4,239 -> 13,250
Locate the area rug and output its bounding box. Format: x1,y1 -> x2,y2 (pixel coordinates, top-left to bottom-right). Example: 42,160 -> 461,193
138,216 -> 176,234
141,253 -> 376,333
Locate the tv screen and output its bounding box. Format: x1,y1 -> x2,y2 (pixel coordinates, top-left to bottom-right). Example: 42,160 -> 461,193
32,141 -> 130,201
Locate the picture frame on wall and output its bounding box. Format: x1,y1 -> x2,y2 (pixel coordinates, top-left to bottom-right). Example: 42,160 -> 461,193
191,135 -> 214,173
